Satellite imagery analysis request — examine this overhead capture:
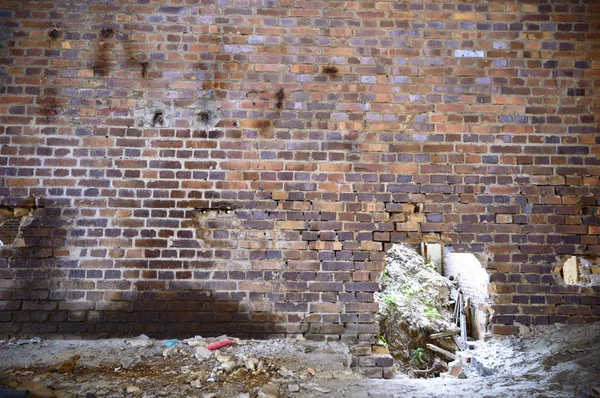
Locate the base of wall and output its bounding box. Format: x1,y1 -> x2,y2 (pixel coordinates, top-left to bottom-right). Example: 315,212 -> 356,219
350,344 -> 395,379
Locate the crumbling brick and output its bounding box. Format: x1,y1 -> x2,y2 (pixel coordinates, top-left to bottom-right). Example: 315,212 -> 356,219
0,0 -> 598,340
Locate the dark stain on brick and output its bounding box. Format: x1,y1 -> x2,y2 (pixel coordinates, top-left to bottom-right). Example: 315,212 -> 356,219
275,88 -> 284,110
100,27 -> 115,39
38,97 -> 61,122
93,28 -> 115,77
322,65 -> 339,77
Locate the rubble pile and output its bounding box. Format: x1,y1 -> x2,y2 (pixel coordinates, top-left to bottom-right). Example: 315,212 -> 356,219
375,244 -> 459,377
0,335 -> 360,397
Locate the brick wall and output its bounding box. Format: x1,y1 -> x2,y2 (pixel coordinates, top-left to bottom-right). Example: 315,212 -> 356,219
0,0 -> 599,339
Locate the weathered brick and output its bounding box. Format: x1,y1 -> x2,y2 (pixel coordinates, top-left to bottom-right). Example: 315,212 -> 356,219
0,0 -> 598,341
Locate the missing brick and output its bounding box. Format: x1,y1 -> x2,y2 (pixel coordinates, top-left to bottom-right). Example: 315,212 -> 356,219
0,218 -> 20,246
198,111 -> 211,125
556,256 -> 600,286
151,110 -> 164,127
140,61 -> 149,78
0,202 -> 38,247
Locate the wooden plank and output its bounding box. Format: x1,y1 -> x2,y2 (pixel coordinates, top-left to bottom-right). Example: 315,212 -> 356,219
460,313 -> 467,350
429,330 -> 459,339
426,343 -> 457,361
452,334 -> 467,351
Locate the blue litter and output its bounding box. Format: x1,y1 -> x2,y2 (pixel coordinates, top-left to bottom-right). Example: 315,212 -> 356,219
164,339 -> 178,347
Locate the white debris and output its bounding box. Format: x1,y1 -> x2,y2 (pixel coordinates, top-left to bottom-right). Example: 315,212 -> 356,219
129,334 -> 153,348
195,346 -> 213,361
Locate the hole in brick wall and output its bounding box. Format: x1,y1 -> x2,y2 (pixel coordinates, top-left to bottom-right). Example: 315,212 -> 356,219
0,205 -> 36,247
151,111 -> 164,127
376,243 -> 490,379
48,29 -> 61,39
198,111 -> 211,125
140,61 -> 149,78
442,247 -> 490,341
556,256 -> 600,286
0,218 -> 20,246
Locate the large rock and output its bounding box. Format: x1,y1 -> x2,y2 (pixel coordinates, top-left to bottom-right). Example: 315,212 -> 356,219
376,244 -> 458,370
18,381 -> 56,398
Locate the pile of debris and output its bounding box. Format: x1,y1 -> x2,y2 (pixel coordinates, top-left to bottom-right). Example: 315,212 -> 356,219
0,334 -> 358,397
376,243 -> 470,378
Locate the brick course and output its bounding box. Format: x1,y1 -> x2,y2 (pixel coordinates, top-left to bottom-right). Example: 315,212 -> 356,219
0,0 -> 599,339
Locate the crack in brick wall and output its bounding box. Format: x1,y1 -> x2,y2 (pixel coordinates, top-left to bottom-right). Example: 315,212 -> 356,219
0,0 -> 599,339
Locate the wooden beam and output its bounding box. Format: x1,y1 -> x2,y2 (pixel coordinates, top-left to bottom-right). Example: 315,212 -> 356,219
429,330 -> 459,339
426,343 -> 457,361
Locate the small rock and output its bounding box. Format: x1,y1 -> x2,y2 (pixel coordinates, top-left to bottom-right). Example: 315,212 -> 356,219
120,356 -> 141,370
129,334 -> 153,348
54,355 -> 80,374
195,346 -> 212,361
162,347 -> 177,358
310,386 -> 331,393
278,367 -> 294,378
126,385 -> 141,394
315,371 -> 333,379
218,361 -> 236,372
55,393 -> 77,398
288,384 -> 300,392
185,336 -> 206,347
18,380 -> 56,398
190,379 -> 202,389
244,357 -> 256,371
258,384 -> 279,398
446,361 -> 466,379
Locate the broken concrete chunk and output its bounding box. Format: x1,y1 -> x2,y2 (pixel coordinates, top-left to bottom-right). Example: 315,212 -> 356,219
120,356 -> 141,370
129,334 -> 153,348
288,384 -> 300,392
194,346 -> 213,361
162,347 -> 177,358
257,383 -> 279,398
126,385 -> 141,394
185,336 -> 206,347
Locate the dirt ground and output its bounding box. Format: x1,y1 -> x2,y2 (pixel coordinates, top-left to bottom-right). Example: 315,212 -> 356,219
1,323 -> 599,398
